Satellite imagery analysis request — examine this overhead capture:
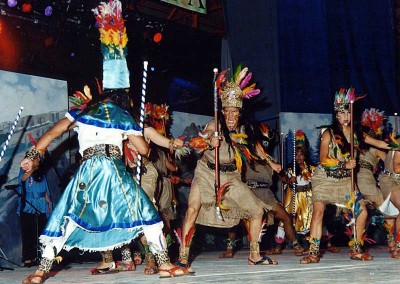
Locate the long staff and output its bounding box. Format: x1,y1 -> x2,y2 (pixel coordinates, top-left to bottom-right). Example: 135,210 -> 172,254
135,61 -> 148,183
395,112 -> 398,136
291,129 -> 297,226
0,106 -> 24,163
213,68 -> 224,221
280,132 -> 284,203
350,100 -> 357,241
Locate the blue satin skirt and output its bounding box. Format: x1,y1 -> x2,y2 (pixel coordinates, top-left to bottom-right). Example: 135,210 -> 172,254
41,155 -> 162,252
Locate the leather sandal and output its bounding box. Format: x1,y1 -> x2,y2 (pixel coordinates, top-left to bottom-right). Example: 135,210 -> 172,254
326,243 -> 340,253
294,245 -> 308,256
299,254 -> 320,264
349,251 -> 373,261
175,261 -> 195,275
248,255 -> 278,265
219,249 -> 234,258
22,274 -> 46,284
115,260 -> 135,271
159,266 -> 185,278
265,247 -> 282,255
144,253 -> 158,275
390,248 -> 400,259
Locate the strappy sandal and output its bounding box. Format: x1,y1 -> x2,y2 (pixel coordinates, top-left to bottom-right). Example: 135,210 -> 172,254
299,254 -> 320,264
349,251 -> 373,261
326,243 -> 340,253
159,266 -> 185,278
248,255 -> 278,265
115,260 -> 135,271
90,262 -> 119,275
133,251 -> 142,265
144,253 -> 158,275
294,245 -> 308,256
391,247 -> 400,259
175,261 -> 195,275
22,274 -> 46,284
219,250 -> 234,258
266,247 -> 282,255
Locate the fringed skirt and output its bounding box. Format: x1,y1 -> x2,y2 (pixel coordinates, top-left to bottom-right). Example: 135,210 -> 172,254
194,159 -> 273,228
40,155 -> 162,252
357,168 -> 384,208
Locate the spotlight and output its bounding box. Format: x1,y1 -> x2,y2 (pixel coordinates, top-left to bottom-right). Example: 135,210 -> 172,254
7,0 -> 17,8
44,6 -> 53,17
22,3 -> 32,13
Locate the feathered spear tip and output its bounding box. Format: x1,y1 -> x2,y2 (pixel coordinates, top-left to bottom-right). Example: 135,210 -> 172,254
185,226 -> 196,248
216,182 -> 232,210
344,192 -> 363,221
347,87 -> 366,103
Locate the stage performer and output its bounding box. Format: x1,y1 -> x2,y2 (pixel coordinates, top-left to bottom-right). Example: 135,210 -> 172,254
300,88 -> 393,264
178,65 -> 282,270
219,124 -> 306,258
378,134 -> 400,258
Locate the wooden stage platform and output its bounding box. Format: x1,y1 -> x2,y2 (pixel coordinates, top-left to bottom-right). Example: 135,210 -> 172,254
1,246 -> 398,283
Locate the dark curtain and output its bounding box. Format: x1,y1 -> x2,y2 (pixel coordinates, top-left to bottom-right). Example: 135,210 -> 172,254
278,0 -> 397,114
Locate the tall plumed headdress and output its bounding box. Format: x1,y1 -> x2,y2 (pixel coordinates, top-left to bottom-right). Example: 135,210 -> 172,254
295,129 -> 306,146
361,108 -> 385,139
216,65 -> 261,108
333,88 -> 366,112
93,0 -> 129,90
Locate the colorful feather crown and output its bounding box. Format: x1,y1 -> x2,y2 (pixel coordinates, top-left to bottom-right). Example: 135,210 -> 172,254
216,65 -> 261,108
361,108 -> 385,139
93,0 -> 130,90
333,88 -> 366,112
295,129 -> 306,146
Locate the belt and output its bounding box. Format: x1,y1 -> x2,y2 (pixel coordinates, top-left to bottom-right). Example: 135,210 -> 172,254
381,169 -> 400,180
246,181 -> 269,189
82,144 -> 122,161
201,156 -> 237,173
359,159 -> 373,172
319,164 -> 351,179
292,183 -> 312,192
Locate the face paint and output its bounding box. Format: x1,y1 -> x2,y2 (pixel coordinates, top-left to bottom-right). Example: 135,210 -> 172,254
222,107 -> 240,131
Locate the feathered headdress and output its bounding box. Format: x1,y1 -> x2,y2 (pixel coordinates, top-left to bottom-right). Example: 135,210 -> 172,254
144,102 -> 171,135
295,129 -> 306,146
216,65 -> 261,108
93,0 -> 129,90
361,108 -> 385,139
333,88 -> 366,112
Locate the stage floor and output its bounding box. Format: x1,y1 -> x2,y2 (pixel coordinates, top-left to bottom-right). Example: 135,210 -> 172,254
1,246 -> 398,284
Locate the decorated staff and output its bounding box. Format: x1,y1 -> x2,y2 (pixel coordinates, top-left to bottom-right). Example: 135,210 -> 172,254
0,106 -> 24,163
136,60 -> 148,183
349,99 -> 357,241
395,112 -> 398,136
212,68 -> 224,221
280,132 -> 285,203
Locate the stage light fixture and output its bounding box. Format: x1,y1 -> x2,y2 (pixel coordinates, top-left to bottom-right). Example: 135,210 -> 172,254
44,6 -> 53,16
7,0 -> 17,8
22,3 -> 32,13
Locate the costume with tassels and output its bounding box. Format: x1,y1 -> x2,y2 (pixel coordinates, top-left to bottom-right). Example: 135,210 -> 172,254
179,65 -> 279,269
301,88 -> 373,264
357,108 -> 385,207
378,133 -> 400,258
